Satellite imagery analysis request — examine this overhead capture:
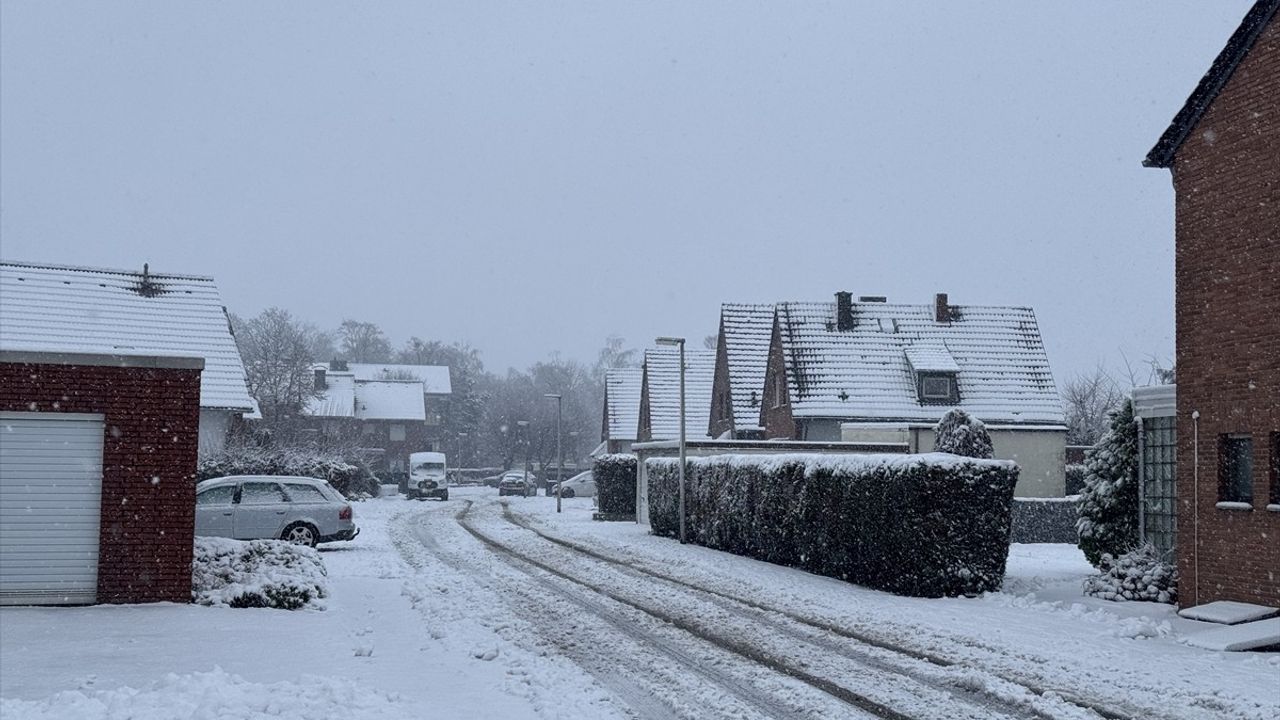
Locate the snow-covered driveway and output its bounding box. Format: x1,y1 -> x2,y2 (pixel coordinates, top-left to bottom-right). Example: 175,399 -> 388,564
2,486 -> 1277,719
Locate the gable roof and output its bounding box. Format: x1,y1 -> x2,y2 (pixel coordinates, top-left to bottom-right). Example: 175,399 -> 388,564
346,363 -> 451,394
773,300 -> 1064,425
604,367 -> 642,442
306,368 -> 357,417
719,303 -> 776,431
1144,0 -> 1280,168
0,260 -> 253,412
643,346 -> 716,441
354,380 -> 427,421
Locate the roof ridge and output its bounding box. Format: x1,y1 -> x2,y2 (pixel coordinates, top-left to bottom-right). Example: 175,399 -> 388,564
1,259 -> 215,282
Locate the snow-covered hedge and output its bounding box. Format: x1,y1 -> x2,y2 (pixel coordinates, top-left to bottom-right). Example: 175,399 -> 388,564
1083,544 -> 1178,604
197,446 -> 380,499
647,453 -> 1019,597
593,454 -> 637,517
192,537 -> 329,610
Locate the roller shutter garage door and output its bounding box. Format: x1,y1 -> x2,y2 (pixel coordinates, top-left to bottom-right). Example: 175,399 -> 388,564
0,412 -> 105,605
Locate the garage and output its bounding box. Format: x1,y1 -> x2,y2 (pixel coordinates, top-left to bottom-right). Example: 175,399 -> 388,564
0,412 -> 105,605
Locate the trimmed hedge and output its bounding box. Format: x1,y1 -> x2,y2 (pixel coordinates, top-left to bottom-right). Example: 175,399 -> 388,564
197,446 -> 380,499
593,454 -> 637,517
647,453 -> 1019,598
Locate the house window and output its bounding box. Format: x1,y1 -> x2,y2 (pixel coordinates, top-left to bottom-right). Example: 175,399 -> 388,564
917,373 -> 958,403
389,424 -> 406,442
771,372 -> 787,408
361,424 -> 377,436
1218,434 -> 1253,504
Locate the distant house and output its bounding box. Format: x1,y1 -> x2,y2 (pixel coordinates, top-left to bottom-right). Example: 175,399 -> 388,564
304,361 -> 451,476
601,367 -> 642,454
708,303 -> 775,440
758,292 -> 1067,497
0,261 -> 254,457
637,346 -> 715,442
1143,0 -> 1278,607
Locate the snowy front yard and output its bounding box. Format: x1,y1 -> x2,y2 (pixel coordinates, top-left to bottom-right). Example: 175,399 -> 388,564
1,487 -> 1276,719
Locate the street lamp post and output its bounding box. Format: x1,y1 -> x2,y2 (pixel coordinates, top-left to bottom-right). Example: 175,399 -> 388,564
656,336 -> 687,544
545,393 -> 563,513
516,420 -> 530,495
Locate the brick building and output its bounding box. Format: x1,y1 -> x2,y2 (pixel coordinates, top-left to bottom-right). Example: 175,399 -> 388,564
1143,0 -> 1279,607
1,350 -> 204,605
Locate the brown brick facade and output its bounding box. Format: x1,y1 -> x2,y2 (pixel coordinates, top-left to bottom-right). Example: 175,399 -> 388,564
760,316 -> 796,439
1167,15 -> 1279,606
0,359 -> 202,604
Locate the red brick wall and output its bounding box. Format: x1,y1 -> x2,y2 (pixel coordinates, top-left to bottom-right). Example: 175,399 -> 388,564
1169,16 -> 1280,607
760,317 -> 797,439
0,361 -> 202,604
709,318 -> 736,439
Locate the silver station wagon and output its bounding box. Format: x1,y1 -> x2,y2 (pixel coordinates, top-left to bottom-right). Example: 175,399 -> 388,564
195,475 -> 359,547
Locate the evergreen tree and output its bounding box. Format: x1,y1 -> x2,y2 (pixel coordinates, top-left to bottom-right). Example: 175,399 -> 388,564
1075,398 -> 1139,566
933,409 -> 994,459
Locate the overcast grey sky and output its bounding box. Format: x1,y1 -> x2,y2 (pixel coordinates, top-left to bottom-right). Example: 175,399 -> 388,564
0,1 -> 1253,382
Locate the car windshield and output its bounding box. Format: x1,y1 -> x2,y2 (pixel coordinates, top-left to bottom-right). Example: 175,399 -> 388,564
413,462 -> 445,472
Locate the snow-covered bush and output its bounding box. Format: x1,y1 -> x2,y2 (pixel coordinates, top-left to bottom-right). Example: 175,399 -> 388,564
647,453 -> 1019,597
1064,463 -> 1087,495
197,445 -> 379,499
933,409 -> 994,458
192,537 -> 329,610
593,454 -> 637,518
1083,544 -> 1178,604
1076,399 -> 1138,567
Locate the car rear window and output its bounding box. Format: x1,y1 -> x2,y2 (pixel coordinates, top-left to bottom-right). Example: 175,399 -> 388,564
285,483 -> 329,503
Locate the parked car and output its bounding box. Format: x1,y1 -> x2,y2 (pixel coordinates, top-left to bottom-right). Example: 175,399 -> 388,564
407,451 -> 449,501
497,471 -> 537,497
482,474 -> 503,488
194,475 -> 359,548
550,471 -> 596,498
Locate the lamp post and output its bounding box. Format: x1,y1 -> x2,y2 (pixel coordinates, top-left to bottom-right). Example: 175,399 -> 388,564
545,393 -> 563,513
656,336 -> 687,544
516,420 -> 530,495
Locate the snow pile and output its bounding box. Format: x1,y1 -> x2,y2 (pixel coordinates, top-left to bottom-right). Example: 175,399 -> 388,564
933,408 -> 994,458
192,537 -> 329,610
0,668 -> 407,720
1083,544 -> 1178,604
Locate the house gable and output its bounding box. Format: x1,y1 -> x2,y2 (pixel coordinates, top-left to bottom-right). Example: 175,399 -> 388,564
759,312 -> 796,439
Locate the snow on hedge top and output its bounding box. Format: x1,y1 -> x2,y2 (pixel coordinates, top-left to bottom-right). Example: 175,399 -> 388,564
604,367 -> 642,441
0,261 -> 253,412
719,303 -> 776,431
347,362 -> 451,394
647,451 -> 1017,476
774,300 -> 1064,425
643,346 -> 715,440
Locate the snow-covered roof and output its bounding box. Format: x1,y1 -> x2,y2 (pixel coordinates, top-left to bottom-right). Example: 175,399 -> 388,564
306,368 -> 357,418
643,346 -> 715,440
347,363 -> 451,395
355,380 -> 427,421
0,260 -> 254,412
604,368 -> 642,442
719,303 -> 776,431
774,300 -> 1064,425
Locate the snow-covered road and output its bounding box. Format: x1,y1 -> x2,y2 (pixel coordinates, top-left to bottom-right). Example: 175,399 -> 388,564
2,487 -> 1277,719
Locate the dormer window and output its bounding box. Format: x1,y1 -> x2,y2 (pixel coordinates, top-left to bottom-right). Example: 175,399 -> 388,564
904,344 -> 960,405
919,373 -> 957,402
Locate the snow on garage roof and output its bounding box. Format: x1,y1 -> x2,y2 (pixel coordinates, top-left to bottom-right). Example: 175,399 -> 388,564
354,380 -> 426,421
347,363 -> 451,395
643,346 -> 715,441
0,260 -> 254,412
775,300 -> 1064,425
605,367 -> 642,442
719,303 -> 776,431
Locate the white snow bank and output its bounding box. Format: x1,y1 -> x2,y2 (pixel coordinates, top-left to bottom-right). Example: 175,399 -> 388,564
192,537 -> 328,610
0,669 -> 407,720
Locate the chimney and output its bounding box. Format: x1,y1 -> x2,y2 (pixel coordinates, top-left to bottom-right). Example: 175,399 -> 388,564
934,293 -> 951,323
314,367 -> 327,391
835,291 -> 854,331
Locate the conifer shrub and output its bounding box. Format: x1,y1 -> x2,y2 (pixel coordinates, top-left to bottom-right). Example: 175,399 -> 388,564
1076,399 -> 1139,566
593,454 -> 638,517
647,453 -> 1019,597
933,409 -> 995,459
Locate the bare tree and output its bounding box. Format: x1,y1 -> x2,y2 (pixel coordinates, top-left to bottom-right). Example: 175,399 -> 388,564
338,319 -> 392,363
1062,364 -> 1125,446
232,308 -> 324,424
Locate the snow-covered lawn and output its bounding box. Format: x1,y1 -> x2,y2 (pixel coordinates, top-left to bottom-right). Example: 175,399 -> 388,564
2,486 -> 1277,719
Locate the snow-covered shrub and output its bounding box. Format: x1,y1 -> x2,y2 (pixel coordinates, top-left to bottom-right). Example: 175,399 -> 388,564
1083,544 -> 1178,604
1075,399 -> 1138,567
192,537 -> 329,610
1064,463 -> 1087,495
647,453 -> 1019,597
197,445 -> 379,499
933,409 -> 994,458
593,454 -> 637,518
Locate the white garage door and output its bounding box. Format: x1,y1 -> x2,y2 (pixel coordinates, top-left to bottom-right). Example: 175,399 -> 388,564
0,412 -> 105,605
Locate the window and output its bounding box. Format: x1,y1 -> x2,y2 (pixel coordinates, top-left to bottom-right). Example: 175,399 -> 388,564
390,424 -> 406,441
1218,434 -> 1253,504
196,485 -> 235,505
284,484 -> 328,503
362,424 -> 377,436
917,373 -> 958,403
771,372 -> 787,408
1142,417 -> 1177,558
239,482 -> 288,505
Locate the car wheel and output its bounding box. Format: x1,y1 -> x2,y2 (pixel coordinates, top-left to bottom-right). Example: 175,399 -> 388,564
561,488 -> 575,499
282,522 -> 318,548
440,490 -> 449,501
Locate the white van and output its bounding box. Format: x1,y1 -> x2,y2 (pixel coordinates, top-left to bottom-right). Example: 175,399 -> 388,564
408,451 -> 449,501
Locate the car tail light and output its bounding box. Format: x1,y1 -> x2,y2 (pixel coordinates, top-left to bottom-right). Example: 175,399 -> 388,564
339,505 -> 352,521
